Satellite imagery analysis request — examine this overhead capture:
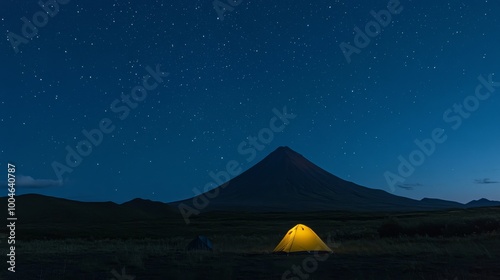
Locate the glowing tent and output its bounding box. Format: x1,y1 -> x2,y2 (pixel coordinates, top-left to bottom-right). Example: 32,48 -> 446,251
273,224 -> 332,253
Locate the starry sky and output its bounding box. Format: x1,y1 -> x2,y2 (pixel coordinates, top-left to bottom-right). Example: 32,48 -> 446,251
1,0 -> 499,204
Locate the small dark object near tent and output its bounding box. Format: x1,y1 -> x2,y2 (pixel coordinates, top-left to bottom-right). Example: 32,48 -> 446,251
186,235 -> 213,251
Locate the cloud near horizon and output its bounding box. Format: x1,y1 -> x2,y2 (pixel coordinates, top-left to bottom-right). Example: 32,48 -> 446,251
474,178 -> 499,185
397,183 -> 423,191
3,175 -> 63,189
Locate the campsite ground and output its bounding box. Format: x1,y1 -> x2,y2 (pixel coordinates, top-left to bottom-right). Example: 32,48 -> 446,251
1,207 -> 500,279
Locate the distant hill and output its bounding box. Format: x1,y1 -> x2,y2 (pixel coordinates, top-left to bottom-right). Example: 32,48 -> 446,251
122,197 -> 178,217
0,194 -> 176,224
466,198 -> 500,208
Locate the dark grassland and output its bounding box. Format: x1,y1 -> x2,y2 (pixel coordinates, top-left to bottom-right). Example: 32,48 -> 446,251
1,207 -> 500,279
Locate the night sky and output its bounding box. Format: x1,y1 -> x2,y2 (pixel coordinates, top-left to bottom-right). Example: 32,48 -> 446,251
1,0 -> 499,204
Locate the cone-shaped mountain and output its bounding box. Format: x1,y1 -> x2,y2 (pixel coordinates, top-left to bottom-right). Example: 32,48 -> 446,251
171,146 -> 467,212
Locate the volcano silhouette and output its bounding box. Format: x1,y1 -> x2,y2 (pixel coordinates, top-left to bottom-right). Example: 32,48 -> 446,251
171,146 -> 468,212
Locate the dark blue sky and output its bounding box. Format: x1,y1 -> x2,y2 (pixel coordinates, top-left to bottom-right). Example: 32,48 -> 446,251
1,0 -> 499,204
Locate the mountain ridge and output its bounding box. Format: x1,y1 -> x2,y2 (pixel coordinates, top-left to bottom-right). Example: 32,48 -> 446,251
169,146 -> 500,212
1,147 -> 499,223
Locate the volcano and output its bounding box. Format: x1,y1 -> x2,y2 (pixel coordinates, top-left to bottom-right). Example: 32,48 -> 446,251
170,146 -> 472,212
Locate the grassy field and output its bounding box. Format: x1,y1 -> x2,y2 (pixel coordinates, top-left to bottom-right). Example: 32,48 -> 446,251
1,207 -> 500,279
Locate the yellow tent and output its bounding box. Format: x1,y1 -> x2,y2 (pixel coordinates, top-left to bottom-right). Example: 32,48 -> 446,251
273,224 -> 333,253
